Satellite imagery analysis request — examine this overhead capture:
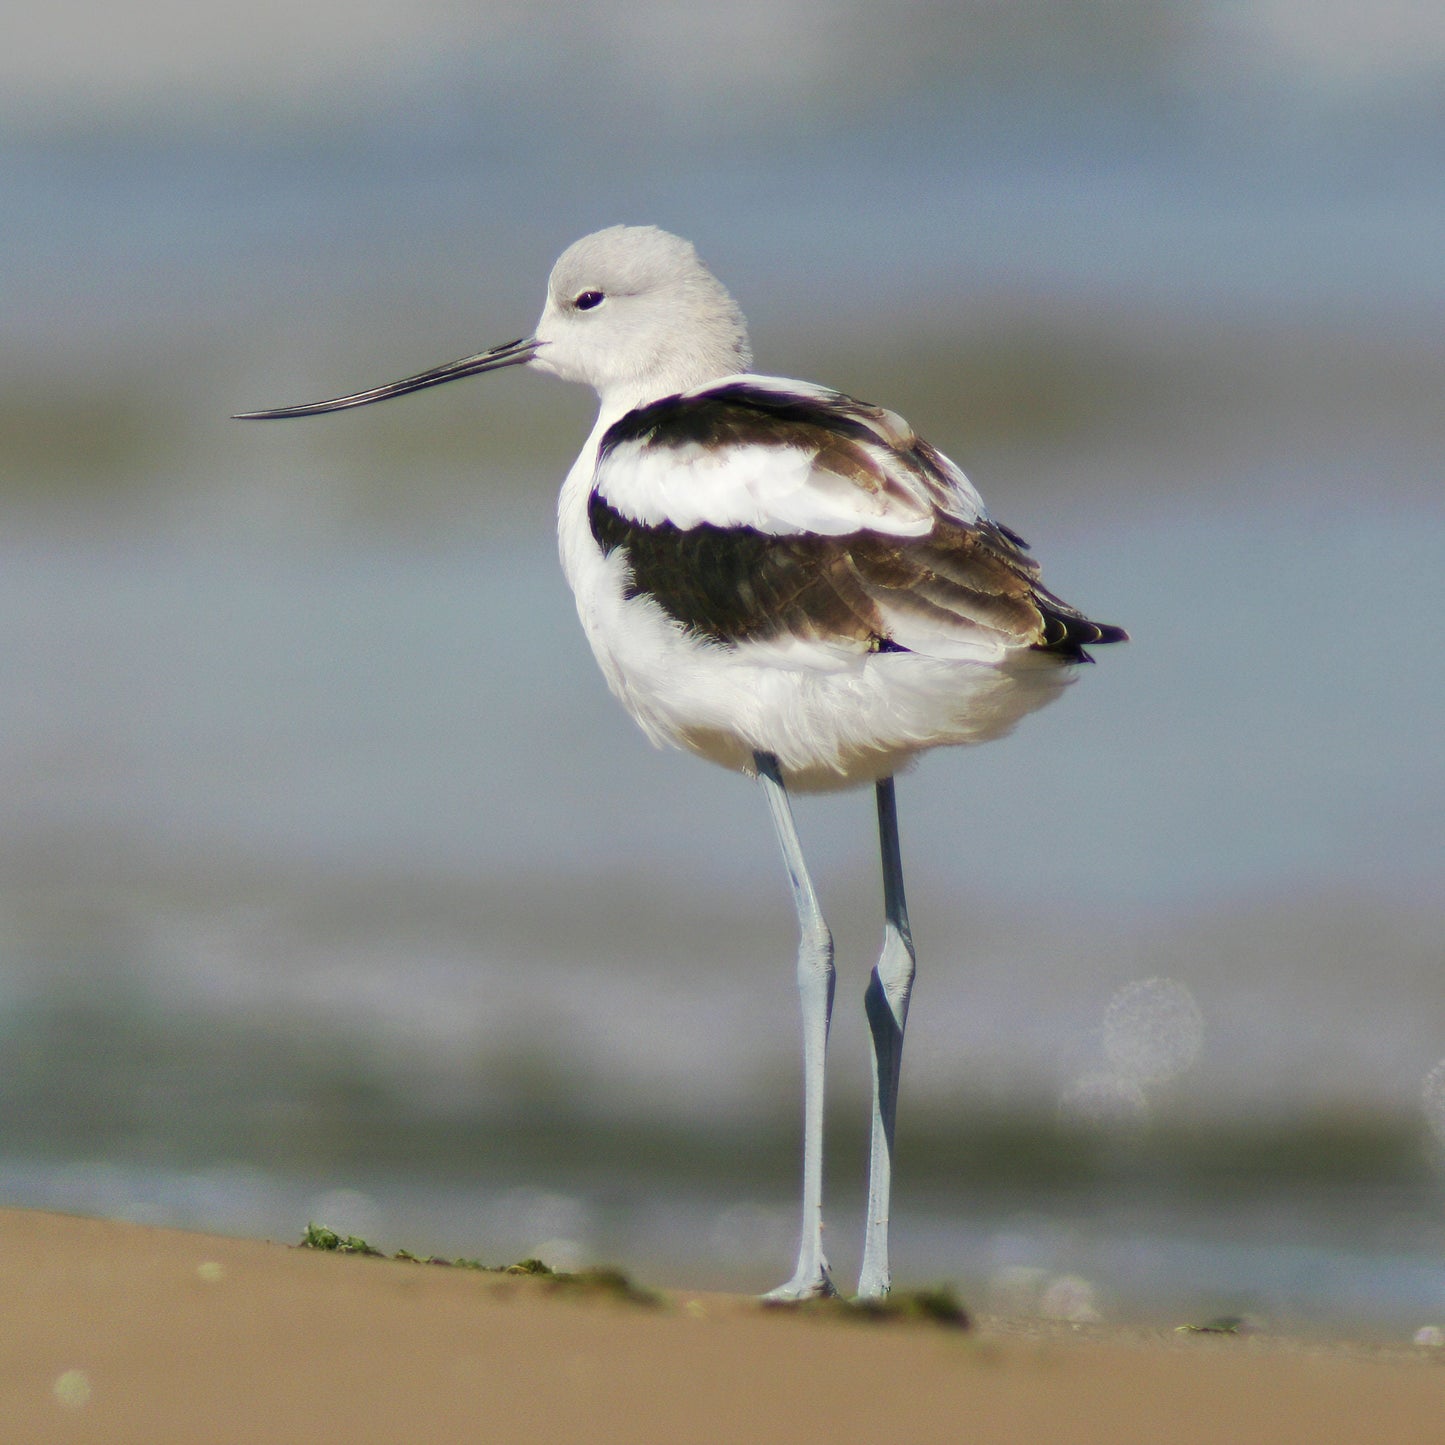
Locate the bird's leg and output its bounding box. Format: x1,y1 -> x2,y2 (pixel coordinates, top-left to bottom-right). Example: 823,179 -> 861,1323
754,751 -> 837,1300
857,775 -> 916,1299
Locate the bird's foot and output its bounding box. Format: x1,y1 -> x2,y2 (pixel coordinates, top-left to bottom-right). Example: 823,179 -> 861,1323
762,1264 -> 837,1302
855,1262 -> 891,1301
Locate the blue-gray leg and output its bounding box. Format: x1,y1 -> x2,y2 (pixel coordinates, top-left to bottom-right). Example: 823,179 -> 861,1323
857,775 -> 916,1299
755,751 -> 837,1300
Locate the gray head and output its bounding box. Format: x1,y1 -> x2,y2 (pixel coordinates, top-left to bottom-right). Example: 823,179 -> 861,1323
532,226 -> 752,406
235,225 -> 752,421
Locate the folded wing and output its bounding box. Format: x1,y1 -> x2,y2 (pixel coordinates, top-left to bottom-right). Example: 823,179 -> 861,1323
591,379 -> 1126,662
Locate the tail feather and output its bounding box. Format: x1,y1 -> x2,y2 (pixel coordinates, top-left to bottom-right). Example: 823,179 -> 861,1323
1035,601 -> 1129,662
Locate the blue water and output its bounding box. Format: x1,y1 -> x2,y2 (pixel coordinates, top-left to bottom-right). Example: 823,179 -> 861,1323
3,495 -> 1439,912
11,56 -> 1445,356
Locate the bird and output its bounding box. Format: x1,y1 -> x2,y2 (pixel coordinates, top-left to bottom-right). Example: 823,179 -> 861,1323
237,224 -> 1126,1301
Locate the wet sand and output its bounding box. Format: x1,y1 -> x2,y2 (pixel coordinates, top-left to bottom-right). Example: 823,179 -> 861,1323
4,1208 -> 1443,1444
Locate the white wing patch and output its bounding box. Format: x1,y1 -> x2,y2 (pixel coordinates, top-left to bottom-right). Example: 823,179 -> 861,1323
596,437 -> 932,536
593,374 -> 985,537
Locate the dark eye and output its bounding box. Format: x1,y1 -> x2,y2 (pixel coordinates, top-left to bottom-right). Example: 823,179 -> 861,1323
574,290 -> 604,311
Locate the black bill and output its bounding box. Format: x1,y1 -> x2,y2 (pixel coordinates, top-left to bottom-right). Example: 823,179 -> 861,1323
234,335 -> 541,419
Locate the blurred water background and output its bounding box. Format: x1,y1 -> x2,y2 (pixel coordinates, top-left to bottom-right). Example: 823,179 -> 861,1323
4,1 -> 1444,1331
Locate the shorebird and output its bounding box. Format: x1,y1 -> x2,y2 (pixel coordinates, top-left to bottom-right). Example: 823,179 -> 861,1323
238,225 -> 1126,1300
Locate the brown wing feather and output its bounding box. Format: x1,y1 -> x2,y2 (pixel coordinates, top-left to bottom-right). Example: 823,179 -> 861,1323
851,524 -> 1045,643
589,495 -> 1125,658
849,516 -> 1126,658
590,496 -> 882,645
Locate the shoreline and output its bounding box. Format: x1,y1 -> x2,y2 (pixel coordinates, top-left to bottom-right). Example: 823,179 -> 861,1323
5,1207 -> 1444,1443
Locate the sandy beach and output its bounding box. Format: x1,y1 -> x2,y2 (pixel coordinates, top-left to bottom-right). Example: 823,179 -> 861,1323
4,1208 -> 1443,1443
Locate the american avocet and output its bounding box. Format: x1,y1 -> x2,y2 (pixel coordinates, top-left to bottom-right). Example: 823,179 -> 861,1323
238,225 -> 1126,1300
